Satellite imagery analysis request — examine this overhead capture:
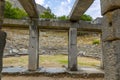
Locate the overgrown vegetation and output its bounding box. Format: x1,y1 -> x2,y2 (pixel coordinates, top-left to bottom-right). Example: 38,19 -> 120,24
92,39 -> 100,45
4,1 -> 93,21
80,14 -> 93,21
4,1 -> 27,19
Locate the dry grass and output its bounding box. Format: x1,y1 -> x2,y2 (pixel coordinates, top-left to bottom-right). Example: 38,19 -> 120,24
3,55 -> 100,68
2,76 -> 104,80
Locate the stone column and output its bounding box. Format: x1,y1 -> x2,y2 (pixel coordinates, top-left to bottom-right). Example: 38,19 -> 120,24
0,0 -> 6,80
68,27 -> 78,71
28,19 -> 39,71
100,34 -> 104,69
101,0 -> 120,79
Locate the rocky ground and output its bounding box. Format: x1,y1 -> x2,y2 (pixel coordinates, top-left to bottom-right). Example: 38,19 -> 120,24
2,76 -> 104,80
2,28 -> 102,59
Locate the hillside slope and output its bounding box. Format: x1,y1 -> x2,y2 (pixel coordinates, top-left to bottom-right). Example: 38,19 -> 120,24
7,0 -> 46,15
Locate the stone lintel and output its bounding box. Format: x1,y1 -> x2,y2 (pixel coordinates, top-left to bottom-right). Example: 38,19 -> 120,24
69,0 -> 94,21
18,0 -> 39,18
3,19 -> 102,32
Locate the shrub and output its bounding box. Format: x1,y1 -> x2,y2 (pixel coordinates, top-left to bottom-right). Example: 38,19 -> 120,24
92,39 -> 100,45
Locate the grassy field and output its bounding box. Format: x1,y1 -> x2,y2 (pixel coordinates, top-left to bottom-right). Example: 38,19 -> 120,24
3,55 -> 100,68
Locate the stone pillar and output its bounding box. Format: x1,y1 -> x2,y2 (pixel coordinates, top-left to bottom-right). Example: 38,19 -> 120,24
101,0 -> 120,79
68,27 -> 78,71
100,34 -> 104,69
0,0 -> 6,80
28,19 -> 39,71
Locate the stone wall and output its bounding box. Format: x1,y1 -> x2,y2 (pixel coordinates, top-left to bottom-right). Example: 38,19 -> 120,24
3,28 -> 102,59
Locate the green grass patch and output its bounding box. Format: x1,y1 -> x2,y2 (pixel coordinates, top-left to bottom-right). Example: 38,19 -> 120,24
3,55 -> 100,68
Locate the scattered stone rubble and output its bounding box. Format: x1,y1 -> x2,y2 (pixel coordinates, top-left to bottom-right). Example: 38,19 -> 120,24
3,28 -> 102,59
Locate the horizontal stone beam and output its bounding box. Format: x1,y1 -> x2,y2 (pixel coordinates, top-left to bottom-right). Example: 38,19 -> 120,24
69,0 -> 94,21
18,0 -> 39,18
3,18 -> 102,33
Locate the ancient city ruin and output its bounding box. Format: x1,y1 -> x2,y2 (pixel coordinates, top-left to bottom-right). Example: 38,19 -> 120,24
0,0 -> 120,80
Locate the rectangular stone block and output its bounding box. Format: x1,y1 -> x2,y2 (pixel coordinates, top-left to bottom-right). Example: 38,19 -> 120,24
28,19 -> 39,71
102,9 -> 120,41
101,0 -> 120,15
102,40 -> 120,80
68,28 -> 78,71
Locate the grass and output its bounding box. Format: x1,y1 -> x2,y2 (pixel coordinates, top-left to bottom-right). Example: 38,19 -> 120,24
3,55 -> 100,68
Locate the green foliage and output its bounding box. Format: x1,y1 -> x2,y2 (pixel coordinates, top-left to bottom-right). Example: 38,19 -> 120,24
80,14 -> 93,21
57,15 -> 68,20
92,39 -> 100,45
4,1 -> 27,19
40,7 -> 56,19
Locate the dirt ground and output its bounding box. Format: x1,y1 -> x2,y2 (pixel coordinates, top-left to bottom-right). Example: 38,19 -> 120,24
2,76 -> 104,80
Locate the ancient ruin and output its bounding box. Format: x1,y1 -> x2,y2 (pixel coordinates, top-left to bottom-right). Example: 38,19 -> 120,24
0,0 -> 120,80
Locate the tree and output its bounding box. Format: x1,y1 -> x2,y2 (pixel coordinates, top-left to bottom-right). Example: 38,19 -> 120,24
80,14 -> 93,21
40,7 -> 56,19
4,1 -> 27,19
57,15 -> 68,20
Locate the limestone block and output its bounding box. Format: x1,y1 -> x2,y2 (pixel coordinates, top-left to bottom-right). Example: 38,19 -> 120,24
68,28 -> 78,71
101,0 -> 120,15
28,19 -> 39,71
102,40 -> 120,80
102,9 -> 120,41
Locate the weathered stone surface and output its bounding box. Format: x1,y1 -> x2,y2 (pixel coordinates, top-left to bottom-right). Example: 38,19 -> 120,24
102,9 -> 120,41
2,67 -> 104,77
100,35 -> 104,69
3,18 -> 102,32
69,0 -> 94,21
102,40 -> 120,80
3,28 -> 102,59
68,28 -> 78,71
18,0 -> 39,18
101,0 -> 120,15
28,19 -> 39,71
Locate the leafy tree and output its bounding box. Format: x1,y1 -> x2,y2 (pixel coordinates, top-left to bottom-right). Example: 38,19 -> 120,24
40,7 -> 56,19
57,15 -> 68,20
80,14 -> 93,21
4,1 -> 27,19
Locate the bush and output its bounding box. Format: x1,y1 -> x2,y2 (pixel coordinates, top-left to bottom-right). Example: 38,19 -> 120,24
4,1 -> 27,19
80,14 -> 93,21
92,39 -> 100,45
